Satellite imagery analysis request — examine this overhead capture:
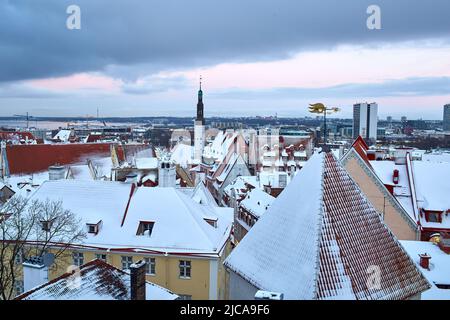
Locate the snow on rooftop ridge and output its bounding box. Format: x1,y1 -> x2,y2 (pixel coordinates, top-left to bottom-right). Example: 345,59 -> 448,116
15,179 -> 232,255
225,152 -> 325,299
225,152 -> 431,300
17,259 -> 177,300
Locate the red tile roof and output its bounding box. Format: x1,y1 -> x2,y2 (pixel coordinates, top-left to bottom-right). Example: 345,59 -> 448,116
0,131 -> 35,141
317,153 -> 430,299
5,143 -> 149,175
5,143 -> 113,174
225,152 -> 430,300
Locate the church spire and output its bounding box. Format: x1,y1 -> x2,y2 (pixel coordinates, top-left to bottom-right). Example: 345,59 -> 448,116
196,75 -> 204,124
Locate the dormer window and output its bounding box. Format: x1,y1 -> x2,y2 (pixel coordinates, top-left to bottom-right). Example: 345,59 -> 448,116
137,221 -> 155,236
86,221 -> 102,235
204,218 -> 218,228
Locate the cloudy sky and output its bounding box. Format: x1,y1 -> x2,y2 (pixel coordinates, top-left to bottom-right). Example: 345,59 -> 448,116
0,0 -> 450,119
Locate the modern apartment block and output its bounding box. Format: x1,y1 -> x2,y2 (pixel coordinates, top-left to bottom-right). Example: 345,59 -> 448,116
353,102 -> 378,141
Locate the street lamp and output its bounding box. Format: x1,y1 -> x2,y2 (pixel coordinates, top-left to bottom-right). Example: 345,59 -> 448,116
308,103 -> 340,146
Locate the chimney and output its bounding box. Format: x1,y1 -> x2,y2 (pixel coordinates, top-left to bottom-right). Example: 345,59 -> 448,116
254,290 -> 284,300
23,254 -> 54,292
48,165 -> 66,181
418,253 -> 431,270
129,260 -> 146,300
158,160 -> 176,188
392,169 -> 399,185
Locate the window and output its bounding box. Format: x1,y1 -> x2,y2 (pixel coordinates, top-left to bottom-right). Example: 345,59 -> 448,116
145,257 -> 156,275
41,220 -> 53,232
72,252 -> 84,266
88,225 -> 96,234
121,256 -> 133,270
204,218 -> 217,228
178,294 -> 192,300
427,212 -> 441,223
95,253 -> 107,262
137,221 -> 155,236
179,260 -> 191,279
14,250 -> 24,264
14,280 -> 24,297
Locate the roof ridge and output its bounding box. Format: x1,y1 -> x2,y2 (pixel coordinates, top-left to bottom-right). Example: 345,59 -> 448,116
173,189 -> 218,250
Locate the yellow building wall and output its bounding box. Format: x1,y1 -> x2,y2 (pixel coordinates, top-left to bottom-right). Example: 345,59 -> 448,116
217,241 -> 233,300
344,157 -> 417,240
43,249 -> 214,300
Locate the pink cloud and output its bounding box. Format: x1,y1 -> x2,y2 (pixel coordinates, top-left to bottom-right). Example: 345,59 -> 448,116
170,43 -> 450,90
29,73 -> 122,92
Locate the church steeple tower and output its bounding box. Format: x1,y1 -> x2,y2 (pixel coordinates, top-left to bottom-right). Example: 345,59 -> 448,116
196,76 -> 204,124
194,76 -> 206,165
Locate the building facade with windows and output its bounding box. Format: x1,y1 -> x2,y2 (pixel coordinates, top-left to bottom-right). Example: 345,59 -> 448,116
353,102 -> 378,141
4,180 -> 233,300
444,104 -> 450,132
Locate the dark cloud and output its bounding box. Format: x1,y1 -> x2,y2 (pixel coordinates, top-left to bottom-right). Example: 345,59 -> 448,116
210,77 -> 450,100
0,0 -> 450,82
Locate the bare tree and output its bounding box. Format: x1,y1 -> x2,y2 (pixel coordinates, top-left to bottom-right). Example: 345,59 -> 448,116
0,196 -> 86,300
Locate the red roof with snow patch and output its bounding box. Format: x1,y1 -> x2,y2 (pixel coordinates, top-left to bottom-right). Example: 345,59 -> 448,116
6,143 -> 113,174
0,131 -> 35,141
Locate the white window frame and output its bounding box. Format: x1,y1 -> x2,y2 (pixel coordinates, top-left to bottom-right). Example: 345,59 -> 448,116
121,256 -> 133,270
72,252 -> 84,266
145,257 -> 156,275
179,260 -> 191,279
95,253 -> 107,262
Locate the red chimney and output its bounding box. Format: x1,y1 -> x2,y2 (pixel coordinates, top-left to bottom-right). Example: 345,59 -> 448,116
393,169 -> 399,185
418,253 -> 431,270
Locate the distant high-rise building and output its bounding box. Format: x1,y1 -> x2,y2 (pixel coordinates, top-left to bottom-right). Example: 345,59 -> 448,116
444,104 -> 450,132
387,116 -> 392,122
353,102 -> 378,141
401,116 -> 407,122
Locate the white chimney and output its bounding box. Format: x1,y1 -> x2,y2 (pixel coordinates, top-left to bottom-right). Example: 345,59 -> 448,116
158,160 -> 176,188
22,254 -> 54,292
48,165 -> 66,181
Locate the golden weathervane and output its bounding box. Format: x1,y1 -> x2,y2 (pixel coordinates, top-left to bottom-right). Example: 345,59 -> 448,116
308,103 -> 340,145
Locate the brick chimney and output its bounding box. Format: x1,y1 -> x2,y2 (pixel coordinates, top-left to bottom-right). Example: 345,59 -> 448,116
418,253 -> 431,270
392,169 -> 399,185
129,260 -> 146,300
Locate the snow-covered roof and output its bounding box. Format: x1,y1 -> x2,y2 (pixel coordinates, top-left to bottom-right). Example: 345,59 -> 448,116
191,182 -> 218,207
421,152 -> 450,163
223,176 -> 259,198
52,129 -> 72,142
240,188 -> 274,218
16,259 -> 178,300
371,158 -> 450,229
413,161 -> 450,212
170,143 -> 198,168
400,240 -> 450,300
135,157 -> 158,170
16,180 -> 233,256
225,152 -> 430,300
